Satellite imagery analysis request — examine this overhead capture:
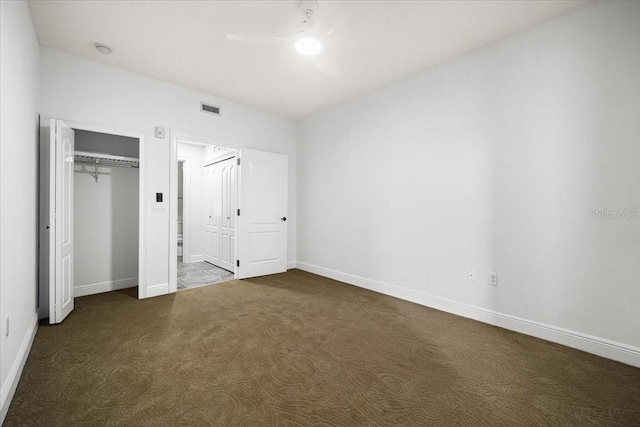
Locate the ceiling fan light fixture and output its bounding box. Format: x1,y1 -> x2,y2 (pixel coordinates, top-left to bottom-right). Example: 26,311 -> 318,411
295,37 -> 321,56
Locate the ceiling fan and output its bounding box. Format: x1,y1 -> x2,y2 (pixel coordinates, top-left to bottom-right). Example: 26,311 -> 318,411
226,0 -> 345,78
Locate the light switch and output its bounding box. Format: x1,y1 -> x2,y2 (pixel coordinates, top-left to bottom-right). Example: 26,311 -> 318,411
155,127 -> 165,139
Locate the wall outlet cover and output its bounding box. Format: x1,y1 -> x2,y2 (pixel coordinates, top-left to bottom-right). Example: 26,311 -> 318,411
489,272 -> 498,286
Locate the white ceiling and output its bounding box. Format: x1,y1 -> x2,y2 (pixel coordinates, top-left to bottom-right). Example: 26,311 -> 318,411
28,0 -> 592,119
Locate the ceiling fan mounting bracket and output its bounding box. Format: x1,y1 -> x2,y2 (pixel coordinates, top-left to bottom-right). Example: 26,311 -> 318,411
299,0 -> 319,16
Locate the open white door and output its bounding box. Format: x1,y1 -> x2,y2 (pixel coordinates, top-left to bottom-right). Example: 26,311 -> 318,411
40,118 -> 75,324
237,149 -> 288,279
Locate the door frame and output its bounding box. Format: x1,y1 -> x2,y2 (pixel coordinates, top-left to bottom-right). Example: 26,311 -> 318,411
38,116 -> 147,317
169,129 -> 238,293
178,158 -> 191,264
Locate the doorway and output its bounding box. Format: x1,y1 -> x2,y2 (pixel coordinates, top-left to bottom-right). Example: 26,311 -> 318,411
39,117 -> 146,323
74,130 -> 140,297
174,140 -> 235,290
169,131 -> 290,292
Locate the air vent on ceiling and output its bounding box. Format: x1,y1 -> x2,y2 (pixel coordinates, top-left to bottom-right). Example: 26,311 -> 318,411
201,102 -> 221,116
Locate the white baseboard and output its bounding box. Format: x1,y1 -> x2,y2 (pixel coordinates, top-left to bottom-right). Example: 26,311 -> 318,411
287,261 -> 297,270
74,277 -> 138,297
145,282 -> 169,298
296,262 -> 640,368
190,254 -> 204,263
1,313 -> 38,424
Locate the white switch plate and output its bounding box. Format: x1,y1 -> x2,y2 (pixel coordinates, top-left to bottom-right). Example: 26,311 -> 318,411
155,126 -> 165,139
467,269 -> 476,281
489,272 -> 498,286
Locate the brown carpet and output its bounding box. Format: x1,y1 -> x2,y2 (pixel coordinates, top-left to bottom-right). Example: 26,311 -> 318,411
5,270 -> 640,426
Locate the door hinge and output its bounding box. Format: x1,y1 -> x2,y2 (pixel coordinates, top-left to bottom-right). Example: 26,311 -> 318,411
237,209 -> 240,216
237,158 -> 241,166
236,260 -> 240,267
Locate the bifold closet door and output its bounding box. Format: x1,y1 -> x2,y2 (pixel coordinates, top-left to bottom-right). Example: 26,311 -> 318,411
39,117 -> 75,324
219,158 -> 236,272
203,157 -> 236,271
203,164 -> 220,265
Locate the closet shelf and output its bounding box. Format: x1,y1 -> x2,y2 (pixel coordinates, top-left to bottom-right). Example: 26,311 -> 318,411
74,151 -> 139,183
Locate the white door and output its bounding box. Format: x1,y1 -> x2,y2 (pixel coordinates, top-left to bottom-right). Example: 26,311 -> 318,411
219,158 -> 236,272
237,149 -> 288,279
203,164 -> 220,265
40,118 -> 75,324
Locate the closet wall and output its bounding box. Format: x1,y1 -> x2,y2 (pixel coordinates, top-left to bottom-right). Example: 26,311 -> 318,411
74,130 -> 139,296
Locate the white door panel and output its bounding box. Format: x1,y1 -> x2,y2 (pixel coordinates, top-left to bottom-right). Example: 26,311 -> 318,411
203,164 -> 220,265
40,118 -> 75,324
56,120 -> 75,322
203,158 -> 236,272
237,149 -> 288,279
219,158 -> 236,272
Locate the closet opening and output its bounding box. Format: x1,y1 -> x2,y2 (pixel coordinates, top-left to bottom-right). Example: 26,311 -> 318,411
175,140 -> 235,291
73,129 -> 140,297
39,117 -> 146,323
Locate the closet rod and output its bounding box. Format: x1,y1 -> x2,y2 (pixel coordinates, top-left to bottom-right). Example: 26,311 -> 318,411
74,151 -> 139,183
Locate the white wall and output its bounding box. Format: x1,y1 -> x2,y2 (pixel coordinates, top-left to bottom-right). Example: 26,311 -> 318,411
0,0 -> 41,420
74,132 -> 139,295
177,142 -> 205,261
39,48 -> 298,296
297,1 -> 640,363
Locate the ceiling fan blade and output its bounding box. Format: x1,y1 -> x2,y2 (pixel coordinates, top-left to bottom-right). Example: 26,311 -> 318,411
298,17 -> 316,33
312,52 -> 343,78
225,33 -> 287,45
324,2 -> 359,37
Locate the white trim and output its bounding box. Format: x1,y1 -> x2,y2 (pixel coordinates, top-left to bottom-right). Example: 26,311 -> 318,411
169,130 -> 238,293
171,127 -> 240,149
178,157 -> 191,264
189,254 -> 205,263
1,313 -> 38,424
74,277 -> 138,297
287,261 -> 297,270
146,283 -> 169,298
296,262 -> 640,368
40,117 -> 147,299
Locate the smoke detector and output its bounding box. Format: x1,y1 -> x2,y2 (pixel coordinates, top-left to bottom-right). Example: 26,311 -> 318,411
94,43 -> 113,55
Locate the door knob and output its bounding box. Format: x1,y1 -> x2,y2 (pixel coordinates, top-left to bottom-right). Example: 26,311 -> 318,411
281,217 -> 287,222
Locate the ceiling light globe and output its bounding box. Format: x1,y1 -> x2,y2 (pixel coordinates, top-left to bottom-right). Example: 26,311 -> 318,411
295,37 -> 321,56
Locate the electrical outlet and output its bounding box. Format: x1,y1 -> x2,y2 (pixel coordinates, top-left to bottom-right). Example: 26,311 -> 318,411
489,272 -> 498,286
467,269 -> 476,281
